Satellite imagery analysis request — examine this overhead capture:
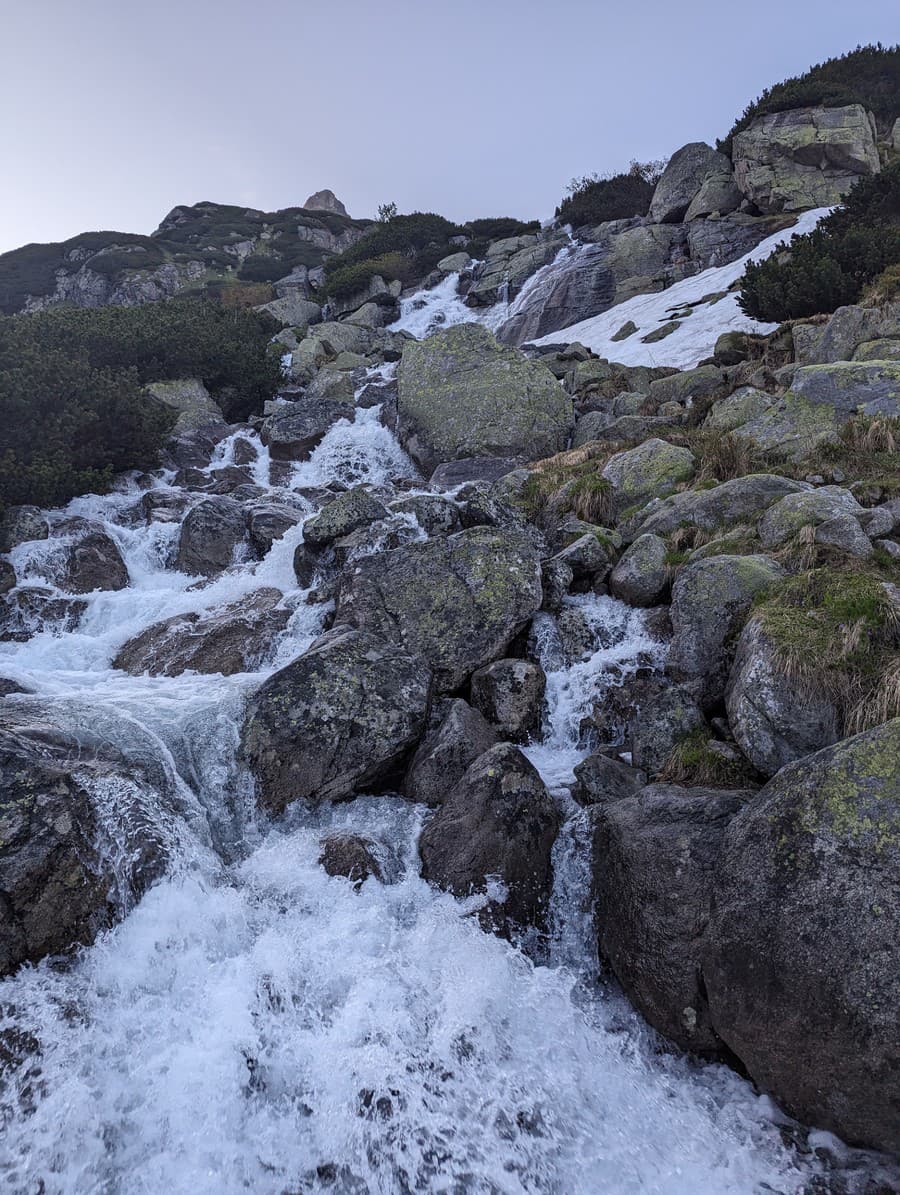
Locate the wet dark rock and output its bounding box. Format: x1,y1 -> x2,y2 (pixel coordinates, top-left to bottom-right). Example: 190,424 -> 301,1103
113,588 -> 289,677
61,531 -> 129,594
387,495 -> 461,537
592,782 -> 752,1055
630,685 -> 708,776
0,589 -> 87,642
318,833 -> 384,885
470,659 -> 546,742
702,719 -> 900,1153
140,490 -> 192,524
0,560 -> 16,595
336,526 -> 542,692
260,398 -> 354,461
242,626 -> 432,813
419,743 -> 561,937
572,754 -> 647,806
403,698 -> 499,806
429,457 -> 525,490
174,496 -> 247,577
0,506 -> 49,553
246,503 -> 304,556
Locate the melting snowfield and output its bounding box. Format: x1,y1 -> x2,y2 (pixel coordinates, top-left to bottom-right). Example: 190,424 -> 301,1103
0,384 -> 889,1189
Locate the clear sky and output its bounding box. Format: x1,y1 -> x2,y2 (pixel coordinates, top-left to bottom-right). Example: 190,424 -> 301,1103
1,0 -> 896,252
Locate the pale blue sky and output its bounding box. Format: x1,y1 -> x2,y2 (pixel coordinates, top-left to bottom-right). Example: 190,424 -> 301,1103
1,0 -> 896,252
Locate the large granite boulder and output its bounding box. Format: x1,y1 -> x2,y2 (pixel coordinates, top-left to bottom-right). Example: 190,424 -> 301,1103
792,301 -> 900,365
789,360 -> 900,419
725,616 -> 842,777
242,626 -> 431,812
732,105 -> 880,214
260,396 -> 354,461
758,486 -> 866,548
419,743 -> 561,936
470,658 -> 546,741
396,325 -> 573,475
337,526 -> 542,692
174,496 -> 247,576
144,378 -> 225,434
702,720 -> 900,1153
630,686 -> 708,776
609,533 -> 669,607
113,589 -> 289,677
302,487 -> 389,549
467,232 -> 569,306
403,698 -> 499,806
649,143 -> 735,224
593,783 -> 752,1054
627,474 -> 810,540
667,555 -> 785,703
601,439 -> 695,517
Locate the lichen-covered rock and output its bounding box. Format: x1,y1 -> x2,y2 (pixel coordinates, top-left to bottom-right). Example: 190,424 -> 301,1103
601,439 -> 695,518
725,616 -> 841,777
758,485 -> 865,548
144,378 -> 225,434
628,474 -> 810,540
793,301 -> 900,365
572,754 -> 647,806
609,533 -> 668,607
260,396 -> 354,461
630,686 -> 708,776
730,391 -> 839,461
647,365 -> 724,409
701,720 -> 900,1153
242,626 -> 431,812
175,496 -> 247,576
593,783 -> 751,1054
387,494 -> 461,537
0,506 -> 49,553
336,526 -> 542,692
649,142 -> 735,224
790,360 -> 900,419
470,658 -> 546,742
61,531 -> 129,593
113,588 -> 289,677
668,555 -> 785,702
396,324 -> 573,475
814,514 -> 874,558
703,386 -> 772,432
419,743 -> 560,936
684,169 -> 742,222
303,488 -> 389,549
403,698 -> 499,806
732,105 -> 880,214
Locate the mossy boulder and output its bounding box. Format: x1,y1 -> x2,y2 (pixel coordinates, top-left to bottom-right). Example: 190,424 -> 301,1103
725,616 -> 842,777
303,487 -> 389,549
703,386 -> 771,432
0,506 -> 49,553
701,719 -> 900,1153
790,360 -> 900,419
757,485 -> 866,548
646,365 -> 724,409
336,526 -> 542,691
242,626 -> 432,812
144,378 -> 225,434
731,391 -> 840,461
396,324 -> 573,476
628,474 -> 810,541
601,438 -> 695,517
668,554 -> 785,703
630,686 -> 708,776
608,533 -> 669,607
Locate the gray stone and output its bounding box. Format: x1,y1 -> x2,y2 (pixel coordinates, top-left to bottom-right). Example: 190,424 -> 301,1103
336,526 -> 542,692
725,617 -> 842,777
396,325 -> 573,476
630,686 -> 708,776
703,386 -> 772,432
649,143 -> 735,224
814,514 -> 874,558
667,555 -> 785,703
403,699 -> 499,806
609,533 -> 669,607
387,495 -> 461,537
572,754 -> 647,806
242,626 -> 431,812
0,506 -> 49,553
303,488 -> 389,549
601,439 -> 695,516
419,743 -> 560,937
732,105 -> 880,214
260,397 -> 355,461
175,496 -> 247,576
758,485 -> 865,547
470,659 -> 546,742
318,834 -> 383,885
702,720 -> 900,1153
144,379 -> 225,434
593,783 -> 751,1054
62,531 -> 129,593
246,502 -> 304,556
429,457 -> 524,489
628,474 -> 810,539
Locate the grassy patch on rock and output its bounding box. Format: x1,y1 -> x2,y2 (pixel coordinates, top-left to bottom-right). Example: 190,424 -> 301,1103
659,730 -> 758,788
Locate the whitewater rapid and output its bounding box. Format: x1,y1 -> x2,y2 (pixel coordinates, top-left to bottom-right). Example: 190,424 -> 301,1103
0,380 -> 871,1193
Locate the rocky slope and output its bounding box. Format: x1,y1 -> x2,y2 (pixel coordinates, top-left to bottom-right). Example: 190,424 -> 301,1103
0,91 -> 899,1189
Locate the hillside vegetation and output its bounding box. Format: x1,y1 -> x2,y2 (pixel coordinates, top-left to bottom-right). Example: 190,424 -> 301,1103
0,299 -> 281,509
739,162 -> 900,321
719,43 -> 900,155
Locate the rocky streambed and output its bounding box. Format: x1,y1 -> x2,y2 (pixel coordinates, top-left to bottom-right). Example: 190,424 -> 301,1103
0,313 -> 898,1193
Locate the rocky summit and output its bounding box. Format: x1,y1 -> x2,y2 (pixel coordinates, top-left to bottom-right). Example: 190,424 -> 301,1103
0,37 -> 898,1194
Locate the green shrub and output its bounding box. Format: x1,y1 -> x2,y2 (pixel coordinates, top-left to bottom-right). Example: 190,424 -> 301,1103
462,217 -> 541,242
738,163 -> 900,321
719,43 -> 900,156
554,162 -> 662,230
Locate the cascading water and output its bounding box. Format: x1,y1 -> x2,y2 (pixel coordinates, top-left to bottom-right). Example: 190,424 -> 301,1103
0,375 -> 886,1193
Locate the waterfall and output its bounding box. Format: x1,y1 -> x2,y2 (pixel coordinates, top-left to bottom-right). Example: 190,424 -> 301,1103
0,370 -> 867,1194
